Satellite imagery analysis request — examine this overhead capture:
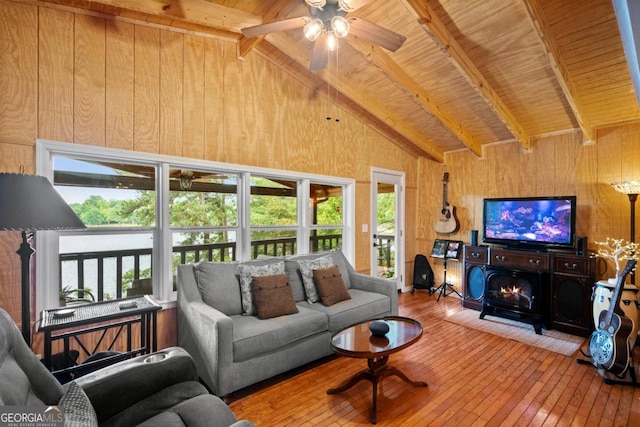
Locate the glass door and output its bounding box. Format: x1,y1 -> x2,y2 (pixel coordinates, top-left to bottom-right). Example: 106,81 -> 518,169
371,169 -> 405,290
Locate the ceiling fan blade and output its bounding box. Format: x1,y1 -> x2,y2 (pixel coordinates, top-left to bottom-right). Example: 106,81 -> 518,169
310,33 -> 328,71
348,18 -> 407,52
338,0 -> 376,12
241,17 -> 310,38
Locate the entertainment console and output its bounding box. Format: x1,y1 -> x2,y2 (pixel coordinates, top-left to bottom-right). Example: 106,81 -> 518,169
462,245 -> 596,337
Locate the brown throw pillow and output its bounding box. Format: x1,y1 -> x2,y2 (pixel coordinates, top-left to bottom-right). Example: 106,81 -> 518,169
313,266 -> 351,307
251,274 -> 299,319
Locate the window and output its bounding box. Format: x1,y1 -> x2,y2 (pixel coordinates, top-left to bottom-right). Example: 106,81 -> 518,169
250,176 -> 297,258
36,140 -> 354,311
169,169 -> 239,279
53,157 -> 156,301
310,182 -> 343,252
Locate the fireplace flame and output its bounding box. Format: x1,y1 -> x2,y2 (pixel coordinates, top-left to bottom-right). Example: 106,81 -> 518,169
500,285 -> 522,295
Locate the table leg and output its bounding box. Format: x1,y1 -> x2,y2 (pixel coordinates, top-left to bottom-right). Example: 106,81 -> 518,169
327,356 -> 427,424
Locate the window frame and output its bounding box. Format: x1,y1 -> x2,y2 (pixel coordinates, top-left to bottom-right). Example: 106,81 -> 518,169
35,140 -> 355,312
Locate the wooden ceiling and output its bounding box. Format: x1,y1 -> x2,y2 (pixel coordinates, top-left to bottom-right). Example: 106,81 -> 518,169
32,0 -> 640,162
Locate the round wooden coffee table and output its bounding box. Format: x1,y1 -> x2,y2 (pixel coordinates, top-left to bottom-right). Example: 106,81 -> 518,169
327,316 -> 428,424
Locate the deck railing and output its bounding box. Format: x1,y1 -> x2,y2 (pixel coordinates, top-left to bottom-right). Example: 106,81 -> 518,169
59,234 -> 351,300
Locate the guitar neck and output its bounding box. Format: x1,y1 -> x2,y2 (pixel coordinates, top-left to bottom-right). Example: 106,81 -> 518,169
605,260 -> 636,326
441,182 -> 447,211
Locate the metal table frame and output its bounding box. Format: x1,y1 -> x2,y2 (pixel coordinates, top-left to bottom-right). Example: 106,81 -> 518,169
39,295 -> 160,379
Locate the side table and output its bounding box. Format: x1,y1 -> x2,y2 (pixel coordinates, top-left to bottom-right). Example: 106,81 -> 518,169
39,295 -> 161,381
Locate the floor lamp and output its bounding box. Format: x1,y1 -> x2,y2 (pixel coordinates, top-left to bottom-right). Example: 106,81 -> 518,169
611,180 -> 640,284
0,173 -> 85,347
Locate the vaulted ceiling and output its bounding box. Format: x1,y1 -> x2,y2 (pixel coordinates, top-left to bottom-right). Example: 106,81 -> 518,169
33,0 -> 640,162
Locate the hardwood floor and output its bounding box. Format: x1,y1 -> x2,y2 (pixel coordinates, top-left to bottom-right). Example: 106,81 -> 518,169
227,291 -> 640,426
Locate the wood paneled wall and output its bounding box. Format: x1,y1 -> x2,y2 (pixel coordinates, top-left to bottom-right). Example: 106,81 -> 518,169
2,1 -> 640,353
0,1 -> 418,351
417,125 -> 640,291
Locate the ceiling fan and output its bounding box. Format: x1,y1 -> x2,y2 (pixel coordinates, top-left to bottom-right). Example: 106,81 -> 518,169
241,0 -> 406,71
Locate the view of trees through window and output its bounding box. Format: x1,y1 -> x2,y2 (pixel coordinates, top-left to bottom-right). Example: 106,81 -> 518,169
52,156 -> 346,301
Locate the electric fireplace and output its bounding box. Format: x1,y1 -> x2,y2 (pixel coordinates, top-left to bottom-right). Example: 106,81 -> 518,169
480,268 -> 545,334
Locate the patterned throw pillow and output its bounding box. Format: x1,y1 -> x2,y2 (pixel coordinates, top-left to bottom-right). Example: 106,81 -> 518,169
297,254 -> 334,303
251,274 -> 299,319
59,381 -> 98,427
238,261 -> 286,315
313,266 -> 351,307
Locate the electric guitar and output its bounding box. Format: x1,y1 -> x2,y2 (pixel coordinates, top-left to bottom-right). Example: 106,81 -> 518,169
434,172 -> 458,234
588,259 -> 637,375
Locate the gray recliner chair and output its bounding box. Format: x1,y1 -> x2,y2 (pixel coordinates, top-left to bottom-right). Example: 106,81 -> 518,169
0,308 -> 254,427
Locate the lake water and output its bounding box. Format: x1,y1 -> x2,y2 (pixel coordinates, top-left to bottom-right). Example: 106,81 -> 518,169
60,233 -> 153,299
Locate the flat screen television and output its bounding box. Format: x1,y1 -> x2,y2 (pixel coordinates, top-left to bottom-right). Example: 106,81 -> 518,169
482,196 -> 576,250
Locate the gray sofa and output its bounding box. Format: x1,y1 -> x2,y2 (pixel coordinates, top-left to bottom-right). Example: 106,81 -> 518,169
0,308 -> 254,427
177,249 -> 398,397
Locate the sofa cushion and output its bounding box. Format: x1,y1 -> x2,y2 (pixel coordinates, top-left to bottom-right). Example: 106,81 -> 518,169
327,249 -> 353,289
194,262 -> 242,316
284,249 -> 354,303
238,260 -> 286,315
251,274 -> 299,319
301,289 -> 390,332
313,266 -> 351,307
296,254 -> 334,303
231,306 -> 328,362
284,259 -> 307,302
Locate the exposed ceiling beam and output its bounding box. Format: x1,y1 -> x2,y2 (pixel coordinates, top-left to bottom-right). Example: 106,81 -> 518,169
75,0 -> 261,33
347,37 -> 483,157
403,0 -> 532,151
522,0 -> 594,143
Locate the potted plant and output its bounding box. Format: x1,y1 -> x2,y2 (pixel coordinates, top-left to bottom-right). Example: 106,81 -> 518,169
59,285 -> 95,306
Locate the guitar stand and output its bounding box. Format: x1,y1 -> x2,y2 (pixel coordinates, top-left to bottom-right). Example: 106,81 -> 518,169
432,258 -> 461,302
577,348 -> 640,387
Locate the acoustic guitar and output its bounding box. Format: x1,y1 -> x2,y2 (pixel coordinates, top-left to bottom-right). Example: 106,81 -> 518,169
588,259 -> 637,376
434,172 -> 458,234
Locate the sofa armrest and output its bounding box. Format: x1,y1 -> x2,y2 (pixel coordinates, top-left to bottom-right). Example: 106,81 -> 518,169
178,299 -> 234,395
349,272 -> 399,315
74,347 -> 198,420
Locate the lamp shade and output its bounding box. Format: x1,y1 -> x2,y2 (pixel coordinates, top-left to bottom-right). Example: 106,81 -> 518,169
0,173 -> 86,231
611,180 -> 640,195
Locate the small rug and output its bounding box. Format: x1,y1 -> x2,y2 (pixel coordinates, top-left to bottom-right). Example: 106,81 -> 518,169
445,309 -> 585,356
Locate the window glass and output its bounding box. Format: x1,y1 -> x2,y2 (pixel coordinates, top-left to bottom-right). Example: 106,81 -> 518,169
59,233 -> 153,300
250,230 -> 296,258
53,157 -> 156,227
310,228 -> 342,253
172,231 -> 236,265
311,184 -> 343,226
250,177 -> 297,226
169,169 -> 238,227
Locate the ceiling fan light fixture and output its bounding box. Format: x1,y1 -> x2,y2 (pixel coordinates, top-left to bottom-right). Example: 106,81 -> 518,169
331,16 -> 350,38
305,0 -> 327,9
337,0 -> 356,12
326,31 -> 338,51
304,19 -> 324,41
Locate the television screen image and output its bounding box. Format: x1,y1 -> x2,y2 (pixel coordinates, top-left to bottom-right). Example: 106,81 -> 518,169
483,196 -> 576,248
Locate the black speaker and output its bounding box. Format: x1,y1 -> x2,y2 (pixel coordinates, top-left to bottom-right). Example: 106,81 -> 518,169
576,236 -> 587,256
470,229 -> 478,246
462,264 -> 485,310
